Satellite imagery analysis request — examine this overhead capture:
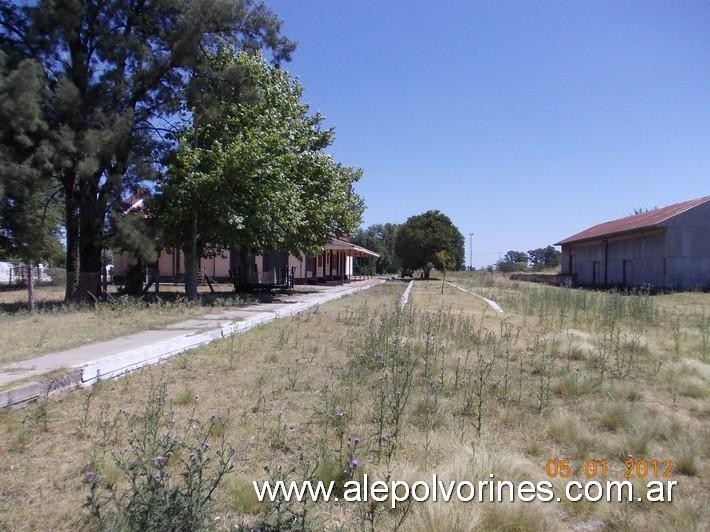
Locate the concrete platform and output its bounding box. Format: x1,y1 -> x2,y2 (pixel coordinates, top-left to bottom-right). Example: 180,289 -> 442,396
0,279 -> 384,407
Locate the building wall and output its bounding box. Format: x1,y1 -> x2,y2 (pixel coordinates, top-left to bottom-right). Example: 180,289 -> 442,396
114,248 -> 361,284
561,201 -> 710,290
663,201 -> 710,290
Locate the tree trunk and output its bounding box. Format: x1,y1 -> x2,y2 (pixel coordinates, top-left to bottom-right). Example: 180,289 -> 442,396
79,199 -> 104,301
183,218 -> 199,300
64,186 -> 80,302
424,268 -> 431,280
238,246 -> 255,291
76,171 -> 109,301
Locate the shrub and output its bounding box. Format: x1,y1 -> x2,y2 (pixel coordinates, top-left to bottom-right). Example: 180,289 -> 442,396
228,477 -> 262,515
545,410 -> 593,458
174,387 -> 195,406
598,403 -> 631,432
83,382 -> 234,531
673,435 -> 702,476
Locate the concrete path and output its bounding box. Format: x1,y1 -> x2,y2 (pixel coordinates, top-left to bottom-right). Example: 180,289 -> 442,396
445,281 -> 504,313
0,279 -> 383,407
398,280 -> 414,309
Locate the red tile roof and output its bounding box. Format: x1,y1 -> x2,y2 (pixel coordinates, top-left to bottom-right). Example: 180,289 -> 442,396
556,195 -> 710,245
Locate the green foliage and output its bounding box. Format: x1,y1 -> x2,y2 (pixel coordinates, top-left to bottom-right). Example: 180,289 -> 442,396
351,223 -> 400,274
84,382 -> 234,531
0,52 -> 63,263
496,250 -> 530,272
1,0 -> 295,299
527,245 -> 561,270
109,196 -> 159,266
394,210 -> 464,278
159,52 -> 363,295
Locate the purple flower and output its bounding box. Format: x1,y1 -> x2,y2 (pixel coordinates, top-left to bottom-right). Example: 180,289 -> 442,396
349,458 -> 360,468
353,436 -> 361,445
85,471 -> 96,482
188,451 -> 198,461
154,472 -> 162,481
209,409 -> 220,421
154,455 -> 165,464
202,441 -> 211,450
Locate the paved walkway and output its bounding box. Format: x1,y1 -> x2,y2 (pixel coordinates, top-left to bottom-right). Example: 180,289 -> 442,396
0,279 -> 383,406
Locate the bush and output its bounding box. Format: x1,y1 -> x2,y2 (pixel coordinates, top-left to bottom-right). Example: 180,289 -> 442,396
84,382 -> 234,531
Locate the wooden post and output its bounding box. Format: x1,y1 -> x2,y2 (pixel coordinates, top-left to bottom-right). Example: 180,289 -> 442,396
101,264 -> 108,299
26,263 -> 34,312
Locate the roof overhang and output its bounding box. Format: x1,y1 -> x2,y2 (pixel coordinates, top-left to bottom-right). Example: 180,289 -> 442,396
325,239 -> 380,258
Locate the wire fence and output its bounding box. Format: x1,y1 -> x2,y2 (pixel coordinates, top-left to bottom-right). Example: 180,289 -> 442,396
0,263 -> 64,288
0,267 -> 115,289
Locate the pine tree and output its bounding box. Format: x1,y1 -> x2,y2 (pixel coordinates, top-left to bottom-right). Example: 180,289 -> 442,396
0,52 -> 63,308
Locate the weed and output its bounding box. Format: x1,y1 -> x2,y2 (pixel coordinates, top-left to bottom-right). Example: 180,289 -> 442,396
228,477 -> 262,514
174,387 -> 195,406
84,382 -> 234,530
672,435 -> 702,476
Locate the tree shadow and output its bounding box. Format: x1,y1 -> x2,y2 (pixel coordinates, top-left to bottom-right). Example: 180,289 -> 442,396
0,288 -> 324,316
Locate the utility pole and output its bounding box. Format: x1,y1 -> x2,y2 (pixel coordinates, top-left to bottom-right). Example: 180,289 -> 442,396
469,233 -> 474,271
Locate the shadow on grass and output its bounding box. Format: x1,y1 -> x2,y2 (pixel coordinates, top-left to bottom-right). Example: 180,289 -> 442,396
0,287 -> 323,316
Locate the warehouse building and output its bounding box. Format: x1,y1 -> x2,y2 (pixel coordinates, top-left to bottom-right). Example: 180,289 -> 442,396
556,195 -> 710,290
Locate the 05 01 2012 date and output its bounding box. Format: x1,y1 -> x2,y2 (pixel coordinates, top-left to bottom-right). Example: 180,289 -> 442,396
545,459 -> 673,479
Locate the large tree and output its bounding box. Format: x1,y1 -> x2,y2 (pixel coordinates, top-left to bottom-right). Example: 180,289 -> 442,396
159,52 -> 364,299
527,245 -> 561,271
0,51 -> 63,265
0,51 -> 64,310
496,250 -> 530,272
0,0 -> 294,301
394,210 -> 464,279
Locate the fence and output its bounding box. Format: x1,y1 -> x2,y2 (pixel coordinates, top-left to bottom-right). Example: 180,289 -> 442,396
0,263 -> 60,288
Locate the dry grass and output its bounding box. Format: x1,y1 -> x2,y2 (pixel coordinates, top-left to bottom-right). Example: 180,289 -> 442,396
0,275 -> 708,531
0,300 -> 213,364
0,285 -> 318,364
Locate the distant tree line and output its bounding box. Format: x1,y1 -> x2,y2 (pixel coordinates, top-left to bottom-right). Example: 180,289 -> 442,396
494,245 -> 561,272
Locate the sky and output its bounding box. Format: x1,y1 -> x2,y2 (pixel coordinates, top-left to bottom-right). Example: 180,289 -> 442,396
268,0 -> 710,267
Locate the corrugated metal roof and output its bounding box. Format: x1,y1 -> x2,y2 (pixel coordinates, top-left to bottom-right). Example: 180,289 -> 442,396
556,195 -> 710,245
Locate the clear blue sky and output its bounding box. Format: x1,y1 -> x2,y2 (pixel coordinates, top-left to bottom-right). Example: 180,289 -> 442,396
269,0 -> 710,267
